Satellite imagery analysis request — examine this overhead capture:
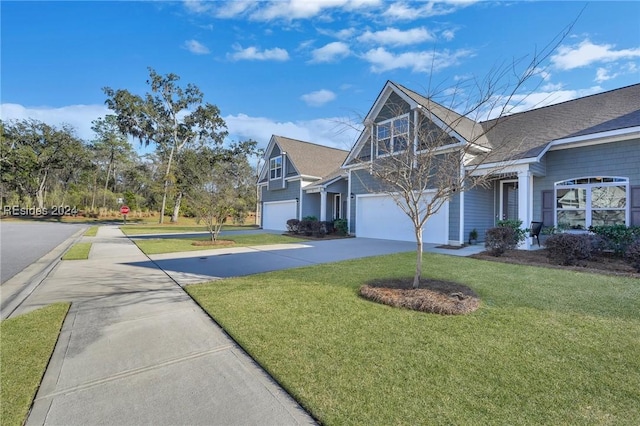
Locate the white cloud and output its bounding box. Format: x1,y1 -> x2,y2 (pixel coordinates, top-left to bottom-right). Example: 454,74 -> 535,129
551,40 -> 640,70
228,44 -> 289,61
214,0 -> 256,18
300,89 -> 337,107
224,113 -> 360,150
441,29 -> 456,41
357,27 -> 433,46
384,0 -> 478,20
0,103 -> 110,141
362,47 -> 473,73
183,39 -> 210,55
310,41 -> 351,63
249,0 -> 379,21
595,67 -> 616,83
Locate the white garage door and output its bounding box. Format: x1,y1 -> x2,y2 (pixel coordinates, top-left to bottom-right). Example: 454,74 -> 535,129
356,194 -> 449,244
263,200 -> 297,231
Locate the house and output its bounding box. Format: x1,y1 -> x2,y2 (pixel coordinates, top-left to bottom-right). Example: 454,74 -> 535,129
259,81 -> 640,248
257,135 -> 348,231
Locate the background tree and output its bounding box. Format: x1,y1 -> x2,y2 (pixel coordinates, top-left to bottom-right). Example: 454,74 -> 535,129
186,140 -> 257,241
357,26 -> 575,289
103,67 -> 228,223
1,119 -> 87,209
90,115 -> 133,209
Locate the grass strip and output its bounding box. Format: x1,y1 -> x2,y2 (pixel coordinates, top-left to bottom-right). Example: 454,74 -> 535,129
134,233 -> 305,255
83,226 -> 99,236
121,224 -> 258,236
1,303 -> 70,426
187,252 -> 640,425
61,242 -> 92,260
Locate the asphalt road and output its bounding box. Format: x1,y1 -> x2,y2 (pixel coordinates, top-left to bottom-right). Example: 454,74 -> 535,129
0,221 -> 85,283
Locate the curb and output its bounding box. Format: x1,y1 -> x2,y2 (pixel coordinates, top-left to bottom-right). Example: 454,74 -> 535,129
1,226 -> 87,320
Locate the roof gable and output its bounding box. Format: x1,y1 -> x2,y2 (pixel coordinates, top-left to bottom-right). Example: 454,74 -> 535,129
259,135 -> 348,183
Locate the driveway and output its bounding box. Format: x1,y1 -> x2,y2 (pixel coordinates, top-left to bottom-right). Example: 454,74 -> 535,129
126,237 -> 419,286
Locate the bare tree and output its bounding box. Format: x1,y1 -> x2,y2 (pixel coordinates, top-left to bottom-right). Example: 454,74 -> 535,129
355,22 -> 578,288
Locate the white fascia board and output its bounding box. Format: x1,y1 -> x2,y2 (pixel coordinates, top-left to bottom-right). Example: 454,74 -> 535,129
468,162 -> 531,177
258,136 -> 279,182
343,127 -> 371,167
537,126 -> 640,159
365,82 -> 419,124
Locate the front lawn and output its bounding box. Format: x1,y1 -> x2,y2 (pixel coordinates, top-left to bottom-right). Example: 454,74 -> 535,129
187,252 -> 640,425
121,224 -> 258,236
1,303 -> 70,426
134,233 -> 306,255
61,242 -> 92,260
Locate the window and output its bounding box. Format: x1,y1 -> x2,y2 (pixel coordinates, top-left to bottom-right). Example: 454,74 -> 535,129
377,115 -> 409,156
555,177 -> 628,230
269,156 -> 282,180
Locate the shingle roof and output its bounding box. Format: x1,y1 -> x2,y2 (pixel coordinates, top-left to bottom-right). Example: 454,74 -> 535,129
272,135 -> 348,179
383,82 -> 640,163
479,83 -> 640,161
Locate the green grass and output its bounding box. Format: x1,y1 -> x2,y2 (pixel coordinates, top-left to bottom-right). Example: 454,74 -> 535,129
134,233 -> 306,255
61,242 -> 92,260
83,226 -> 99,236
121,224 -> 259,236
187,252 -> 640,425
1,303 -> 70,426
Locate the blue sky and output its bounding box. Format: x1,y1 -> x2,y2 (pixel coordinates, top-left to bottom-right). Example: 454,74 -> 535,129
2,1 -> 639,152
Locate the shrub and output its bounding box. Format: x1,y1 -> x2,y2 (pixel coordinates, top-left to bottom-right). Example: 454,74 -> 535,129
544,233 -> 592,266
302,215 -> 318,221
299,219 -> 314,236
624,239 -> 640,272
334,218 -> 348,236
323,221 -> 335,234
286,218 -> 300,233
589,225 -> 640,256
485,227 -> 516,256
311,221 -> 326,238
497,219 -> 528,246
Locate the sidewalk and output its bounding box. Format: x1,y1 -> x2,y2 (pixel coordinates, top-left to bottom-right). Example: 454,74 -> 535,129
19,226 -> 314,426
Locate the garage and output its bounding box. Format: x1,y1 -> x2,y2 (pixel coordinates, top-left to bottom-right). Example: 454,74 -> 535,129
262,200 -> 297,231
355,193 -> 449,244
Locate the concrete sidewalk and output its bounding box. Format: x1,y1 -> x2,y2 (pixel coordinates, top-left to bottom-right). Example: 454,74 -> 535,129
18,226 -> 314,426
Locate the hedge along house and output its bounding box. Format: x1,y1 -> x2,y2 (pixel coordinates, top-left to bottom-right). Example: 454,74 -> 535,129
342,81 -> 640,249
257,135 -> 348,231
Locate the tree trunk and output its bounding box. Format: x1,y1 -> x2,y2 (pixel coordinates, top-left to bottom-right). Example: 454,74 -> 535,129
171,191 -> 182,223
159,144 -> 177,224
36,170 -> 48,209
413,226 -> 423,289
103,160 -> 112,208
90,171 -> 97,212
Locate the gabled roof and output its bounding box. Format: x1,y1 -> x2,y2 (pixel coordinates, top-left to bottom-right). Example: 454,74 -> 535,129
479,83 -> 640,161
303,167 -> 347,191
260,135 -> 348,182
392,82 -> 491,149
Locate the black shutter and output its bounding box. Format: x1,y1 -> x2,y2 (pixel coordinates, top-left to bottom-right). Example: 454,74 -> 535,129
541,190 -> 554,227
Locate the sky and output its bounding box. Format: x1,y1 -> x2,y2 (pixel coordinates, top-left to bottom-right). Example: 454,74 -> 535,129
1,1 -> 639,153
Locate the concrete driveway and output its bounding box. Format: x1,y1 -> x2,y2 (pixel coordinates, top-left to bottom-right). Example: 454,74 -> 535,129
127,237 -> 418,286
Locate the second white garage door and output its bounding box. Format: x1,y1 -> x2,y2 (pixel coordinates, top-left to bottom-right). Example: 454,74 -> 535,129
262,200 -> 297,231
355,194 -> 449,244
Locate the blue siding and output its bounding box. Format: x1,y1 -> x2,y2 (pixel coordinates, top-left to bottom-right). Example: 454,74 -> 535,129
262,179 -> 301,205
532,138 -> 640,222
464,184 -> 495,242
302,193 -> 320,218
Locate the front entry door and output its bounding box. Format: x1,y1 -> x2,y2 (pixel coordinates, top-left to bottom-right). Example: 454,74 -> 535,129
502,181 -> 519,220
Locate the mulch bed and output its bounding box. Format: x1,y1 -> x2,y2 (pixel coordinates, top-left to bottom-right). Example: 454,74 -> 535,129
191,239 -> 235,246
360,278 -> 480,315
470,249 -> 640,278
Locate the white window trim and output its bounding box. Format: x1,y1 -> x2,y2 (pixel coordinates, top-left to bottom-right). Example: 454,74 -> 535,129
333,194 -> 342,220
554,176 -> 629,229
269,156 -> 282,181
376,114 -> 409,157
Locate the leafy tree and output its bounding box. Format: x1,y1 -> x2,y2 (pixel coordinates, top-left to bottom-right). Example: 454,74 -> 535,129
103,67 -> 227,223
90,115 -> 133,209
1,119 -> 86,209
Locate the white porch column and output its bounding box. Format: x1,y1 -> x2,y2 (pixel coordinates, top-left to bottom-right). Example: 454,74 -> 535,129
517,170 -> 533,249
320,189 -> 327,222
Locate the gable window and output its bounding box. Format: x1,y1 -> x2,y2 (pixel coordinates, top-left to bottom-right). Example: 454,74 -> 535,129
555,177 -> 628,230
269,157 -> 282,180
377,115 -> 409,156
